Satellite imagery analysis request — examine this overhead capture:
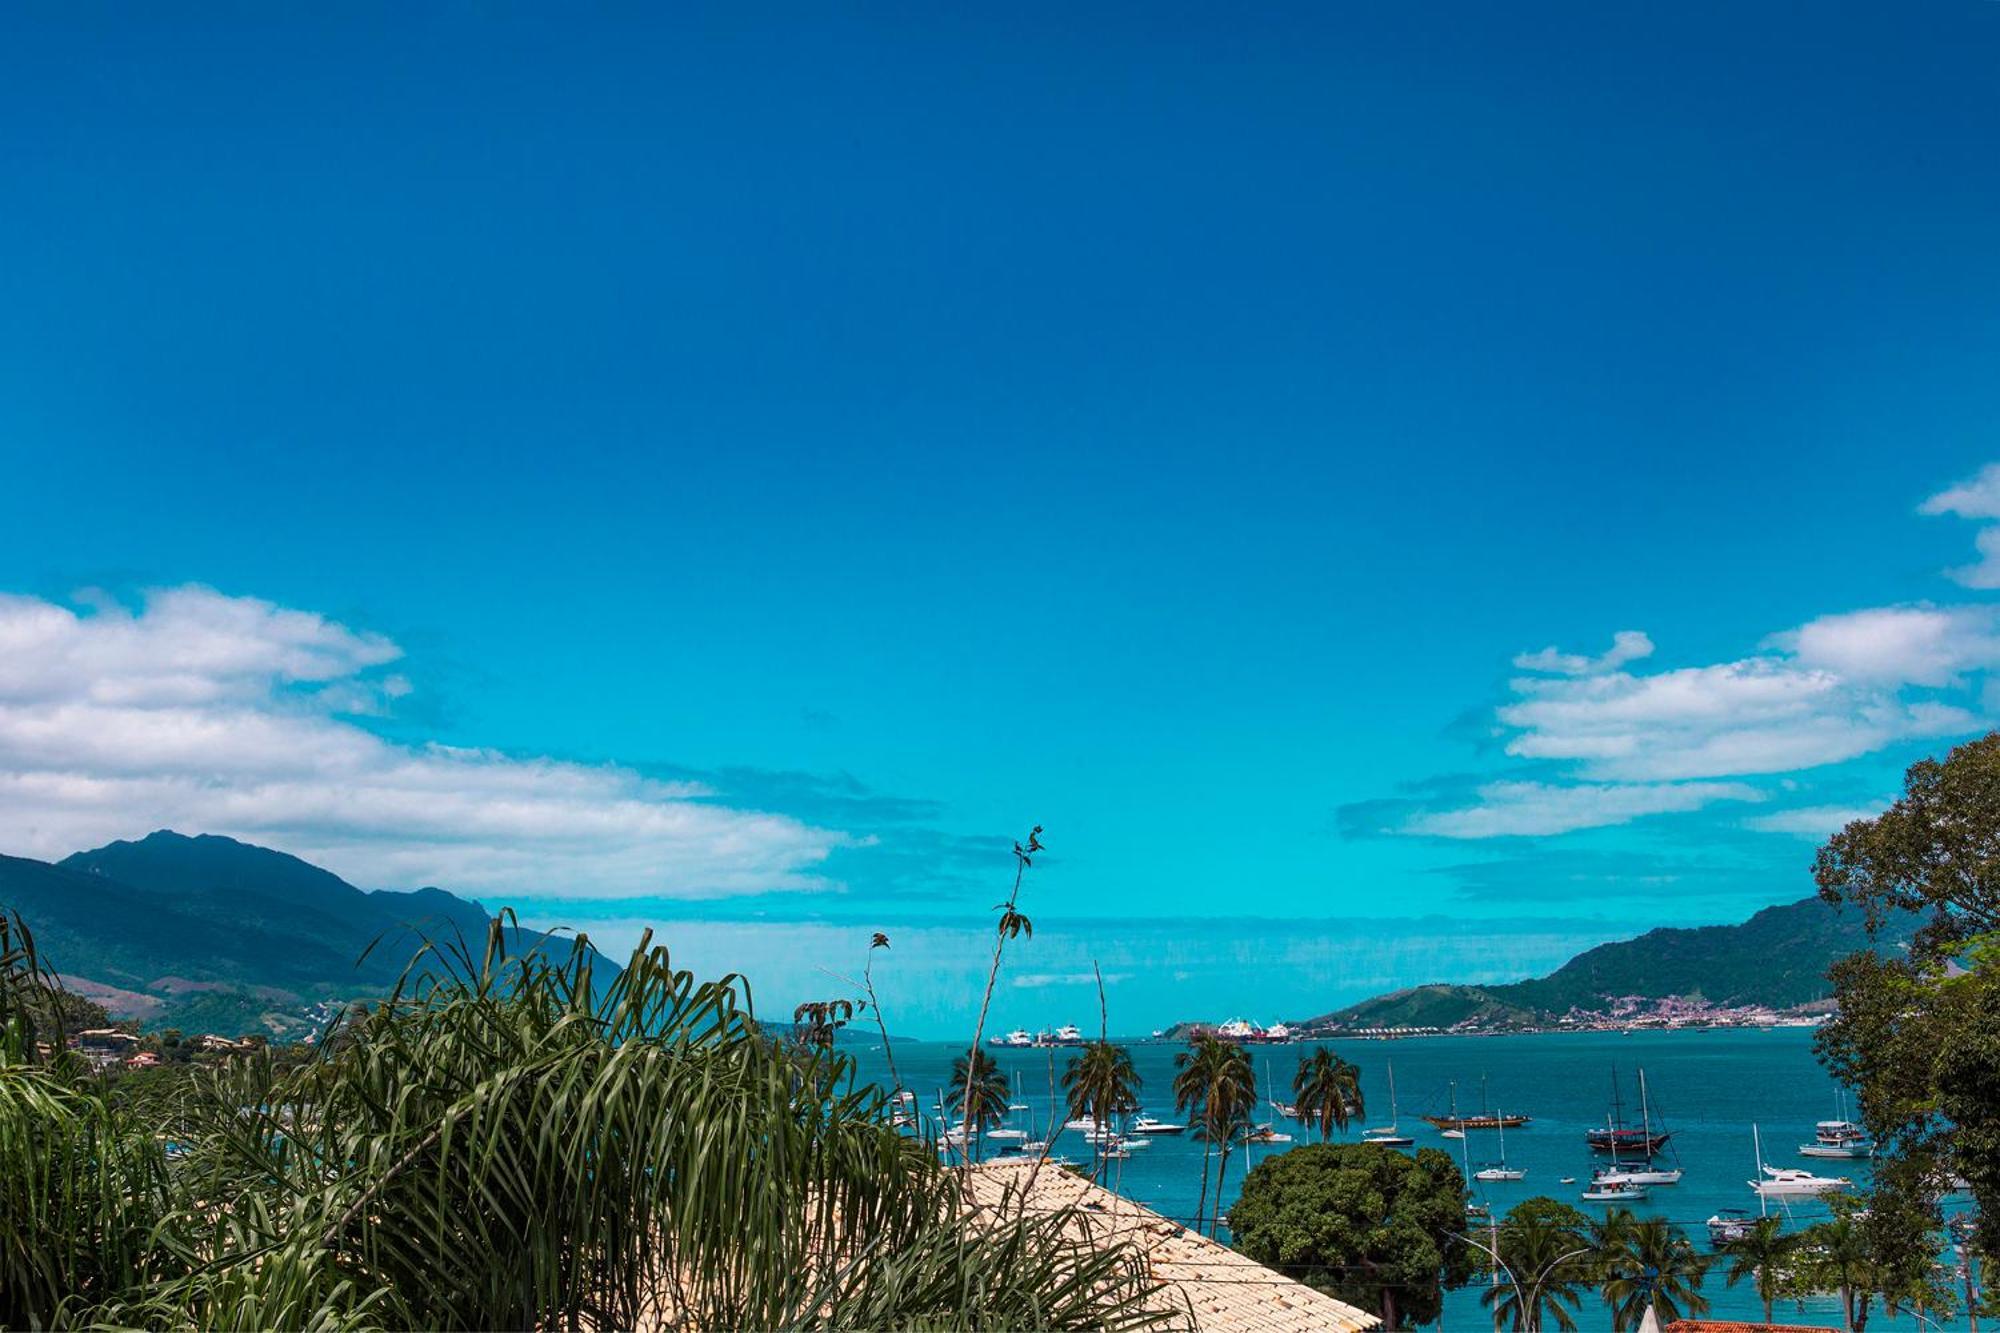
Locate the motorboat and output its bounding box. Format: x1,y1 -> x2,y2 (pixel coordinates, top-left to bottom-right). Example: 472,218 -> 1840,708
1582,1179 -> 1648,1203
985,1127 -> 1027,1142
1246,1123 -> 1292,1144
1707,1209 -> 1759,1245
1131,1114 -> 1186,1136
1800,1096 -> 1874,1157
1752,1165 -> 1851,1197
988,1029 -> 1035,1048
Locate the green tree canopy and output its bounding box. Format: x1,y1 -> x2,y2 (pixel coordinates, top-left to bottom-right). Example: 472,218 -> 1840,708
1814,733 -> 2000,1271
1229,1142 -> 1472,1330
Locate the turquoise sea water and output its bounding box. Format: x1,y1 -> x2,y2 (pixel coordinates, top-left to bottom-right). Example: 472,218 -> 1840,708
849,1028 -> 1978,1330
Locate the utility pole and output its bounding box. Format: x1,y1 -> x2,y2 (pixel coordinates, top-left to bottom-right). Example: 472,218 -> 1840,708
1489,1207 -> 1502,1333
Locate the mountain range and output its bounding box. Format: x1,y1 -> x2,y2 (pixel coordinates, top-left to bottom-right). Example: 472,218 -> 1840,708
1302,894 -> 1915,1031
0,831 -> 574,1038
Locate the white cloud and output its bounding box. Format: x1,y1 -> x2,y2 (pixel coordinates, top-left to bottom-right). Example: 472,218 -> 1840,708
1744,803 -> 1889,838
1772,605 -> 2000,685
1921,464 -> 2000,587
1920,464 -> 2000,521
1403,780 -> 1763,839
1495,609 -> 1990,784
1513,630 -> 1655,676
0,587 -> 843,898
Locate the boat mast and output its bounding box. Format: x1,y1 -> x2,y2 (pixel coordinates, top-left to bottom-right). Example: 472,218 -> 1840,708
1639,1067 -> 1653,1158
1753,1122 -> 1768,1217
1387,1059 -> 1399,1130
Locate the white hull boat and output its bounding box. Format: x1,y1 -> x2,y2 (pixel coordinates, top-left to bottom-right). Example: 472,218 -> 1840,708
1363,1061 -> 1415,1146
1582,1181 -> 1648,1203
1595,1166 -> 1682,1186
1752,1166 -> 1851,1197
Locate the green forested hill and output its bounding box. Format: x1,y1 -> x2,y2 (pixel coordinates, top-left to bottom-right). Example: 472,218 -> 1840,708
1304,895 -> 1916,1030
0,831 -> 593,1038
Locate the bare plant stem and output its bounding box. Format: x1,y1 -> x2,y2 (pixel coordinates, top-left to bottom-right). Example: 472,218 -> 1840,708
958,844 -> 1032,1166
862,952 -> 901,1098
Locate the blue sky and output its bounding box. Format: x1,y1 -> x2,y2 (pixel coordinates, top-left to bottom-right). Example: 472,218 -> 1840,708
3,3 -> 1999,1033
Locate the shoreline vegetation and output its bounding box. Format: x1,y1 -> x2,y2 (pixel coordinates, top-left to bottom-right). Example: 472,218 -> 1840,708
0,911 -> 1176,1330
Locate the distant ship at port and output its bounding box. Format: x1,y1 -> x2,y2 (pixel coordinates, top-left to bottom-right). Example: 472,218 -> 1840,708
987,1024 -> 1086,1048
1209,1018 -> 1296,1044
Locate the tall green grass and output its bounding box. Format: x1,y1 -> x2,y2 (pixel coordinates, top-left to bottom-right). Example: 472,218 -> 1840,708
0,913 -> 1170,1330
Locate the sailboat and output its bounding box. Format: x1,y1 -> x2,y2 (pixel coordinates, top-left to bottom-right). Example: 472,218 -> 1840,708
1422,1074 -> 1529,1131
1474,1111 -> 1526,1182
986,1074 -> 1029,1144
1586,1066 -> 1671,1155
1593,1069 -> 1682,1186
1362,1059 -> 1415,1147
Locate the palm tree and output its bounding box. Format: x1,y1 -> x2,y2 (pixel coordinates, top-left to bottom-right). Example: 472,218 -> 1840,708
1199,1042 -> 1257,1236
1597,1215 -> 1710,1330
949,1048 -> 1013,1161
1722,1216 -> 1799,1325
1482,1217 -> 1592,1332
1063,1041 -> 1141,1179
1291,1047 -> 1364,1141
1173,1036 -> 1224,1226
1796,1215 -> 1880,1332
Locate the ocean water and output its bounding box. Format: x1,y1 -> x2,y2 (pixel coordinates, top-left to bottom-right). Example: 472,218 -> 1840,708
848,1028 -> 1978,1330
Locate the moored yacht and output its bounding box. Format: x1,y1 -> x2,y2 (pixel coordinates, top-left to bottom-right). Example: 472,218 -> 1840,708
1131,1114 -> 1186,1136
988,1029 -> 1034,1048
1800,1095 -> 1874,1158
1707,1208 -> 1759,1245
1752,1165 -> 1852,1197
1582,1178 -> 1648,1203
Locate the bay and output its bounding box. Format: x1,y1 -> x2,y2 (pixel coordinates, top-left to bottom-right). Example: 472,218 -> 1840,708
848,1028 -> 1977,1330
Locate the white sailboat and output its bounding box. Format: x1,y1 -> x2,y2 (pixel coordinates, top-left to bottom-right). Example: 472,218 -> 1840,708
1362,1059 -> 1415,1147
1474,1111 -> 1526,1182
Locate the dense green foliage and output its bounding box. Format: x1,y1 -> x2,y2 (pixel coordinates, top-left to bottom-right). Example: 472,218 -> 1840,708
0,911 -> 1171,1331
1814,732 -> 2000,1310
1311,894 -> 1917,1030
1228,1142 -> 1471,1330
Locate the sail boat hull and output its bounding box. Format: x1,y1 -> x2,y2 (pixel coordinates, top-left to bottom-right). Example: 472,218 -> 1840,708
1424,1114 -> 1529,1130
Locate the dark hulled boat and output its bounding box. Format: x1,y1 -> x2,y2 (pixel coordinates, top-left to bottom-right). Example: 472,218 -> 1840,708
1424,1075 -> 1530,1131
1587,1067 -> 1672,1155
1587,1124 -> 1672,1154
1423,1112 -> 1531,1131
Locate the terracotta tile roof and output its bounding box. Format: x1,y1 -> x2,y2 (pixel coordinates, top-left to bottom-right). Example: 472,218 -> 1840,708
964,1158 -> 1382,1332
1664,1312 -> 1832,1320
